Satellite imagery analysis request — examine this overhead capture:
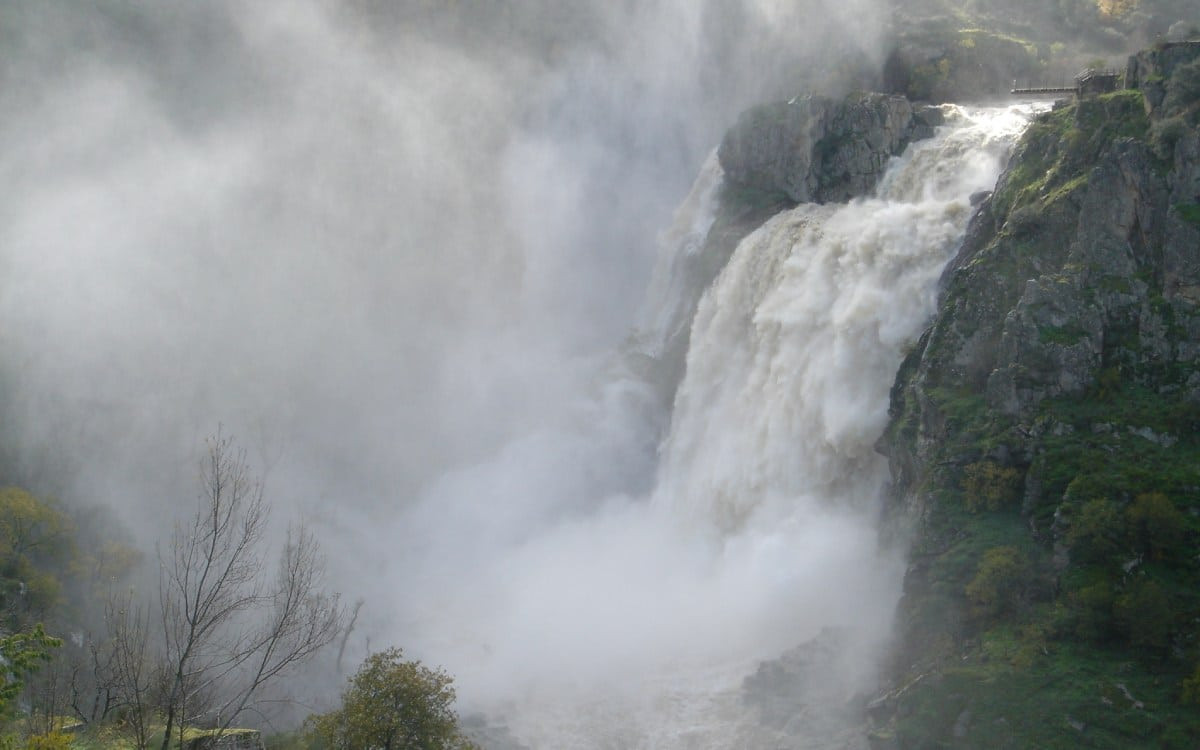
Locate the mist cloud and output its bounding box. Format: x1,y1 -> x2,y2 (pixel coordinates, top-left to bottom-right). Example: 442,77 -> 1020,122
1,0 -> 898,742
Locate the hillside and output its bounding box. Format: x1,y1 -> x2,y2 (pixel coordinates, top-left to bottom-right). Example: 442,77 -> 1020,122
885,0 -> 1199,101
874,40 -> 1200,748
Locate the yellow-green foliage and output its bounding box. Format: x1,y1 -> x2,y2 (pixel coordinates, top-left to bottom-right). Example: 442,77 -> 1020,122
1012,621 -> 1052,669
0,489 -> 67,560
0,489 -> 71,620
981,622 -> 1051,669
966,546 -> 1031,616
962,461 -> 1022,512
25,733 -> 72,750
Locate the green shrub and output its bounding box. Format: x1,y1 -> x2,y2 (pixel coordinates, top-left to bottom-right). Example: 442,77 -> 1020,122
1115,579 -> 1173,654
1069,581 -> 1116,641
1151,116 -> 1188,159
307,648 -> 476,750
966,546 -> 1031,617
1126,492 -> 1185,560
1164,58 -> 1200,120
962,461 -> 1023,512
1066,498 -> 1125,565
1175,202 -> 1200,227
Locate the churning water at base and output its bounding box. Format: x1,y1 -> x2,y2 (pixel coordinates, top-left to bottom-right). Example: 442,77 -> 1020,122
391,104 -> 1040,749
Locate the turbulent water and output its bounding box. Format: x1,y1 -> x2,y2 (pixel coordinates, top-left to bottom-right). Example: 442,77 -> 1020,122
657,105 -> 1039,534
410,103 -> 1042,749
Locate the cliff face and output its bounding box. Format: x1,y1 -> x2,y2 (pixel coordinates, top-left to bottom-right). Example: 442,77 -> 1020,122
876,42 -> 1200,748
717,92 -> 940,205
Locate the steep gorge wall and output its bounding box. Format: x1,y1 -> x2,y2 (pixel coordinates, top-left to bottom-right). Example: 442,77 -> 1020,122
874,42 -> 1200,749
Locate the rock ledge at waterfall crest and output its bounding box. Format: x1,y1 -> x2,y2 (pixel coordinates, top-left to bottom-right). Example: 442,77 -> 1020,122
717,92 -> 943,205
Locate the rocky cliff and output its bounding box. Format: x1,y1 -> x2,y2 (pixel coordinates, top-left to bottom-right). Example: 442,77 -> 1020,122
874,41 -> 1200,749
717,92 -> 941,204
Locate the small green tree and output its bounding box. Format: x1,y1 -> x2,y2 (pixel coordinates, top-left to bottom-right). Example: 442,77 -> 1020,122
965,546 -> 1031,617
0,489 -> 71,625
1126,492 -> 1185,561
1115,578 -> 1173,655
961,461 -> 1023,513
309,648 -> 475,750
0,624 -> 61,717
1070,581 -> 1116,642
1066,498 -> 1125,565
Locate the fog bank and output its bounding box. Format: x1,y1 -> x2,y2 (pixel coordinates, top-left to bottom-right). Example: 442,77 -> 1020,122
0,0 -> 921,744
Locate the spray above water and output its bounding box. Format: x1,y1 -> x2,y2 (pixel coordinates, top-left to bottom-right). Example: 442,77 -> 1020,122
383,104 -> 1041,747
0,3 -> 1046,747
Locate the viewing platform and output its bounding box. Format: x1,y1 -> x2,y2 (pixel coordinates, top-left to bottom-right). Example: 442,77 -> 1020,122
1011,68 -> 1121,98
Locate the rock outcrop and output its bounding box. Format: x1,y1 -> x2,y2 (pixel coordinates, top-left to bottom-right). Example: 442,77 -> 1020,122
1126,40 -> 1200,117
875,42 -> 1200,748
716,93 -> 940,205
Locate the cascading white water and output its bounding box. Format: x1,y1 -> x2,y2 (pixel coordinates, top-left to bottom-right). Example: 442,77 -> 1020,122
386,104 -> 1041,749
635,152 -> 725,360
496,102 -> 1041,744
656,104 -> 1039,534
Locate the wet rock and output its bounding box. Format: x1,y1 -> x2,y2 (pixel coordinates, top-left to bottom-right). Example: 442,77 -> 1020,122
718,93 -> 929,204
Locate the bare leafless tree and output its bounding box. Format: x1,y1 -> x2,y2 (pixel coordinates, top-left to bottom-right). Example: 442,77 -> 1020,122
66,632 -> 117,727
157,431 -> 344,750
335,598 -> 365,675
106,591 -> 156,750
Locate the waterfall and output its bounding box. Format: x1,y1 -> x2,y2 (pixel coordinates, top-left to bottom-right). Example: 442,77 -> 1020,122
389,104 -> 1041,749
656,104 -> 1039,534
